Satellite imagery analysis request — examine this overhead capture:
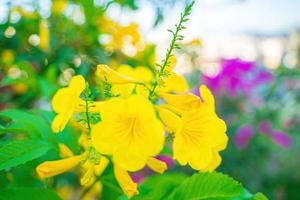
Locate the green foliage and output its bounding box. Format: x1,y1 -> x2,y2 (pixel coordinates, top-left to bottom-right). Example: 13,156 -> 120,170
254,193 -> 269,200
132,172 -> 268,200
148,0 -> 195,100
100,163 -> 124,200
0,187 -> 62,200
0,109 -> 55,140
132,173 -> 187,200
0,140 -> 52,171
169,172 -> 247,200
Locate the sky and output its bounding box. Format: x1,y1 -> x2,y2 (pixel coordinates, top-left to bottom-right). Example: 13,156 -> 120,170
107,0 -> 300,42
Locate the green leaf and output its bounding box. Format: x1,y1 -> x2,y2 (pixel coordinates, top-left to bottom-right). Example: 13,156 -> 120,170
0,109 -> 54,140
0,140 -> 52,171
0,187 -> 62,200
254,192 -> 269,200
100,162 -> 124,200
168,172 -> 246,200
132,173 -> 187,200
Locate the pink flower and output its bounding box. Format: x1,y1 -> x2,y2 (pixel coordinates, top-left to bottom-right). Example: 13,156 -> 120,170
235,124 -> 254,149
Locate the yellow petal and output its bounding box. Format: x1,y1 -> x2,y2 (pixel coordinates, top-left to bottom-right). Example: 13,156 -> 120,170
114,164 -> 138,199
156,105 -> 182,133
51,75 -> 85,133
161,72 -> 189,93
199,151 -> 222,172
94,156 -> 110,176
69,75 -> 86,95
52,0 -> 67,15
51,114 -> 70,133
92,95 -> 165,171
39,20 -> 50,51
81,160 -> 96,187
78,134 -> 89,150
146,157 -> 167,174
199,85 -> 215,111
96,64 -> 139,84
36,156 -> 80,179
161,92 -> 200,112
59,143 -> 74,158
113,146 -> 148,172
117,65 -> 153,82
82,182 -> 102,200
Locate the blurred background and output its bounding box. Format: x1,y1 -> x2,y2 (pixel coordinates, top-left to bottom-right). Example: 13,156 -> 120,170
0,0 -> 299,199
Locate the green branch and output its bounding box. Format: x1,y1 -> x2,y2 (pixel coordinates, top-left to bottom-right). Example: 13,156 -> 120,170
148,0 -> 195,100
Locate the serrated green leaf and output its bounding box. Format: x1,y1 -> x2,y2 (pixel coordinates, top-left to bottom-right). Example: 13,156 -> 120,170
0,140 -> 52,171
0,187 -> 62,200
168,172 -> 246,200
132,173 -> 187,200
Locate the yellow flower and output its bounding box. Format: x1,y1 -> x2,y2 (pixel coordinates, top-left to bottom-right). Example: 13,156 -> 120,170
94,156 -> 110,176
52,0 -> 67,15
158,55 -> 189,94
36,156 -> 81,179
82,182 -> 103,200
112,64 -> 153,97
91,95 -> 165,171
59,143 -> 74,158
39,20 -> 50,52
114,164 -> 138,199
160,71 -> 189,93
96,64 -> 139,84
80,157 -> 110,187
1,50 -> 15,64
51,75 -> 85,133
56,185 -> 74,200
146,157 -> 167,174
158,85 -> 228,171
81,160 -> 96,187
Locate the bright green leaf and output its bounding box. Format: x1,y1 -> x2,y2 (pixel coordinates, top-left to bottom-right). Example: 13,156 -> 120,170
0,140 -> 52,171
0,187 -> 62,200
168,172 -> 246,200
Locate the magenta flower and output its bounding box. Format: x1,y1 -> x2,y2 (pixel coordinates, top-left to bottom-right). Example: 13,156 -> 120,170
271,130 -> 292,148
131,155 -> 174,183
202,58 -> 273,97
235,124 -> 254,149
258,121 -> 272,135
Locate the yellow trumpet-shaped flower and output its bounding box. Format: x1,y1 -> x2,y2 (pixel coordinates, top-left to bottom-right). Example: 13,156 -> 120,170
112,64 -> 153,97
80,157 -> 110,187
59,143 -> 74,158
39,20 -> 50,52
94,156 -> 110,176
36,155 -> 81,179
158,85 -> 228,171
158,55 -> 189,94
114,164 -> 138,199
81,160 -> 96,187
91,95 -> 165,171
82,182 -> 103,200
160,71 -> 189,93
146,157 -> 167,174
51,75 -> 85,133
96,64 -> 139,84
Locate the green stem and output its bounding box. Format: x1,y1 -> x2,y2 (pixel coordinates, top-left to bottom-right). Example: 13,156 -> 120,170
148,1 -> 195,100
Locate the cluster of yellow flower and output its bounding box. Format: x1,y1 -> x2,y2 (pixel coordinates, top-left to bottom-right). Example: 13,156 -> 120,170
36,62 -> 228,198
